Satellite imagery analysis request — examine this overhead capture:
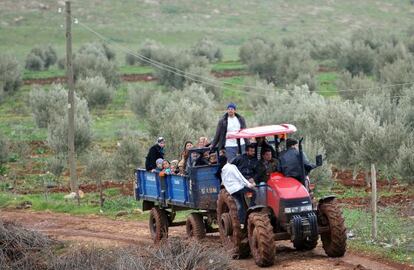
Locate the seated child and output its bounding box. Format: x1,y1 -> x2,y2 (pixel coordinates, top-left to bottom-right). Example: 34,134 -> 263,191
160,160 -> 171,176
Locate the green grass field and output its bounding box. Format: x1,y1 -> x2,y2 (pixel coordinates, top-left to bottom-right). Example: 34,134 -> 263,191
2,0 -> 414,63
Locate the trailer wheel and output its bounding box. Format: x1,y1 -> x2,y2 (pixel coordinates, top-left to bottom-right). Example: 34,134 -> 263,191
217,189 -> 250,259
293,237 -> 318,251
186,213 -> 206,239
248,212 -> 275,267
318,199 -> 347,257
149,207 -> 168,243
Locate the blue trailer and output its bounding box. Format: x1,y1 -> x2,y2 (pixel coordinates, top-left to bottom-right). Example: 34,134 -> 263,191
135,147 -> 221,241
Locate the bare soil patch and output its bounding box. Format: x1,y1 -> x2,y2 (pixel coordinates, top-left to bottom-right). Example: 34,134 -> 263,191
1,210 -> 412,270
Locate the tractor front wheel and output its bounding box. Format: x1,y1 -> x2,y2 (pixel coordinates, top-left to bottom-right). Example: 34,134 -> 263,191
186,213 -> 206,239
247,212 -> 275,267
149,207 -> 169,243
318,199 -> 347,257
217,189 -> 250,259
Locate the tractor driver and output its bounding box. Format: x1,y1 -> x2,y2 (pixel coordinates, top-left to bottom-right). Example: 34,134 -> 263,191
278,138 -> 317,186
256,148 -> 278,183
221,160 -> 256,226
231,144 -> 259,184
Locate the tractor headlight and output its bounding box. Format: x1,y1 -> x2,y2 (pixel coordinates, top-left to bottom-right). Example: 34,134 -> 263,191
284,204 -> 313,214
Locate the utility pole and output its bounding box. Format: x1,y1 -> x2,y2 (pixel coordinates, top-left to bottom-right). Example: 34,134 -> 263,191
66,1 -> 78,196
371,163 -> 377,240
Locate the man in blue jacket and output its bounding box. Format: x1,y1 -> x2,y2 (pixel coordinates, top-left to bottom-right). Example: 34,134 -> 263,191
278,138 -> 316,183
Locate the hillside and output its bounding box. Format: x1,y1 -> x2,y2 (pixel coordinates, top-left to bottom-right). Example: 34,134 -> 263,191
2,0 -> 414,61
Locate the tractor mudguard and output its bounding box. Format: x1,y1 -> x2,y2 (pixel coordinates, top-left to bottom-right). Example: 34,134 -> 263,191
142,200 -> 155,211
246,205 -> 268,222
318,195 -> 336,205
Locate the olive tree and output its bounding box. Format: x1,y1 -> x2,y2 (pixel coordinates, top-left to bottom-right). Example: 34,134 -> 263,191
84,146 -> 110,206
0,54 -> 22,102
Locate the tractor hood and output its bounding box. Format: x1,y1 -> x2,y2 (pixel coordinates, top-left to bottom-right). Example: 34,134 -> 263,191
267,172 -> 310,199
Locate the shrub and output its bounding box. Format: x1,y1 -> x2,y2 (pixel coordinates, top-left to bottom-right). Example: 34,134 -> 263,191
125,53 -> 138,66
302,137 -> 332,191
350,28 -> 383,50
29,85 -> 67,128
0,133 -> 8,165
73,53 -> 120,87
84,147 -> 110,182
378,57 -> 414,98
393,136 -> 414,183
335,71 -> 378,100
25,45 -> 57,71
76,76 -> 115,108
47,154 -> 66,182
84,146 -> 110,206
112,137 -> 143,181
137,39 -> 164,66
185,65 -> 222,100
338,41 -> 375,76
239,38 -> 273,64
374,42 -> 408,76
78,42 -> 115,61
47,97 -> 92,155
127,85 -> 154,117
359,89 -> 397,125
24,53 -> 44,71
239,38 -> 317,91
191,37 -> 223,63
0,54 -> 22,101
397,87 -> 414,130
242,76 -> 275,109
308,39 -> 344,61
57,57 -> 66,70
153,50 -> 209,89
146,84 -> 216,158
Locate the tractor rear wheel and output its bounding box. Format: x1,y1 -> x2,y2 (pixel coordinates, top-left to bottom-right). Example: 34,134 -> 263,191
186,213 -> 206,239
293,237 -> 318,251
247,212 -> 275,267
217,189 -> 250,259
149,207 -> 169,243
318,199 -> 347,257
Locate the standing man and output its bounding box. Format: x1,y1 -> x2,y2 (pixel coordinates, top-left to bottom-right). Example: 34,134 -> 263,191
145,137 -> 165,171
210,103 -> 247,162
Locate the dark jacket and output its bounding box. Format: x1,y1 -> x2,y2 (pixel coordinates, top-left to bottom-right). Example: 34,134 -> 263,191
210,113 -> 247,150
253,141 -> 276,160
277,148 -> 316,182
145,144 -> 164,171
231,153 -> 259,181
256,158 -> 278,183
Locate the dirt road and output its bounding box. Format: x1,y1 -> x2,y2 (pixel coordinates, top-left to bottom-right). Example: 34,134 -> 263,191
1,210 -> 412,270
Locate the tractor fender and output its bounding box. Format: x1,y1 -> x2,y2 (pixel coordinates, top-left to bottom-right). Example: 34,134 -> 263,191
246,205 -> 268,220
142,200 -> 155,211
318,195 -> 336,205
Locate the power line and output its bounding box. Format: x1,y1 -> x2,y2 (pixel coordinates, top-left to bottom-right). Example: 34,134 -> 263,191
70,15 -> 414,97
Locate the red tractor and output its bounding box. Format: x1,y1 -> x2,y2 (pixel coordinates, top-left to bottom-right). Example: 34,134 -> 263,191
217,124 -> 347,267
